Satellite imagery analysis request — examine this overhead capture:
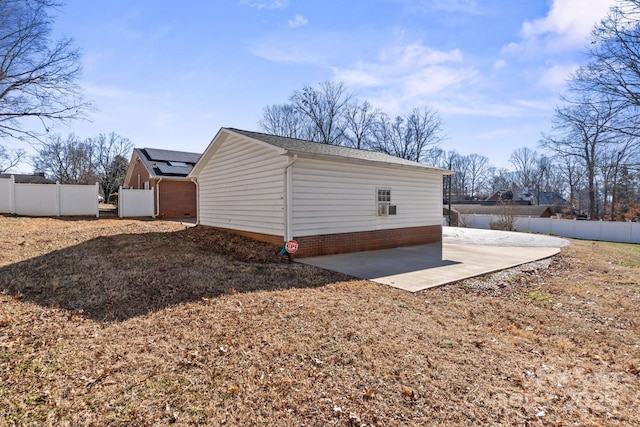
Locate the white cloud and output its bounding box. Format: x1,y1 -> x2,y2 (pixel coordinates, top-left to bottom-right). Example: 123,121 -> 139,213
537,63 -> 579,89
506,0 -> 615,54
239,0 -> 288,10
248,31 -> 362,65
288,14 -> 308,28
331,41 -> 477,115
492,59 -> 507,70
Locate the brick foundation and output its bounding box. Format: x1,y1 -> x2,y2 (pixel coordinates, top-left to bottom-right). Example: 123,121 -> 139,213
205,225 -> 442,258
293,225 -> 442,257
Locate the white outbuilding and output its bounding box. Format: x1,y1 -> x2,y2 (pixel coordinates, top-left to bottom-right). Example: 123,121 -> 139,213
188,128 -> 452,257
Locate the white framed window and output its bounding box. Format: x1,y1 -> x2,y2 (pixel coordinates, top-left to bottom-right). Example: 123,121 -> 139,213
377,188 -> 396,216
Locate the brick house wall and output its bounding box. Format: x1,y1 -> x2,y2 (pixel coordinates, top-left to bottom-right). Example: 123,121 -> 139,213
157,180 -> 197,219
126,161 -> 151,189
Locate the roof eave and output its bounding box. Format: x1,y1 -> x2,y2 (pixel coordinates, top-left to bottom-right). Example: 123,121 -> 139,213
284,149 -> 454,174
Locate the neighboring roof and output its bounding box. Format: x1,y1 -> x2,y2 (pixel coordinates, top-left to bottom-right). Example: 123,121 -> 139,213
0,173 -> 55,184
485,189 -> 533,203
452,204 -> 555,217
191,127 -> 453,177
132,147 -> 201,179
538,191 -> 567,206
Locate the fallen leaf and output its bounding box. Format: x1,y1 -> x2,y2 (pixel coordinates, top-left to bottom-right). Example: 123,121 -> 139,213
363,388 -> 374,400
401,387 -> 416,400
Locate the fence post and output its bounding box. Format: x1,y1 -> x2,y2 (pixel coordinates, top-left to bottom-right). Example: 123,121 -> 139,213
118,186 -> 123,218
56,181 -> 61,217
95,182 -> 100,218
10,175 -> 16,214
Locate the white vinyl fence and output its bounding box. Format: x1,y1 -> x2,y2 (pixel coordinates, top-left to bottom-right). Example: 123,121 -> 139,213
462,214 -> 640,244
118,187 -> 154,218
0,176 -> 99,217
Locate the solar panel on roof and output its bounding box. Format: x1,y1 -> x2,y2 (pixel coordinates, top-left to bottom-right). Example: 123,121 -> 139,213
156,164 -> 193,175
145,148 -> 200,164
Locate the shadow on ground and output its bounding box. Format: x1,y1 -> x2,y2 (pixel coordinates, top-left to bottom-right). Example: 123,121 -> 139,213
0,227 -> 350,322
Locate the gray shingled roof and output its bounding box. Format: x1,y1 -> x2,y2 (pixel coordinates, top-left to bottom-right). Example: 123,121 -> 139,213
227,128 -> 449,172
0,173 -> 56,184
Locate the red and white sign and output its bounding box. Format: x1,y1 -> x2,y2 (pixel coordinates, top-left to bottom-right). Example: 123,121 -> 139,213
285,240 -> 299,254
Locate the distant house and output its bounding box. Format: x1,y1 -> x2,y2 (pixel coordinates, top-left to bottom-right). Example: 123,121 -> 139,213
0,173 -> 55,184
189,128 -> 452,257
484,189 -> 567,208
123,148 -> 201,219
484,189 -> 533,205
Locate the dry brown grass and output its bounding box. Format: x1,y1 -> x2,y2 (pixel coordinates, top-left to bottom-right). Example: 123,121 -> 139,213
1,216 -> 638,426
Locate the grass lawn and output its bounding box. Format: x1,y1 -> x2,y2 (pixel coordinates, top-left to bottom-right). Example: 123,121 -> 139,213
1,216 -> 638,426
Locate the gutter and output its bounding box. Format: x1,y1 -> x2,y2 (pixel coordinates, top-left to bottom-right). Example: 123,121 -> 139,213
283,154 -> 298,242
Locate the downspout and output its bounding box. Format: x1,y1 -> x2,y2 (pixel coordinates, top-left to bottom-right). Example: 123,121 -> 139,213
283,154 -> 298,242
154,177 -> 163,218
191,177 -> 199,225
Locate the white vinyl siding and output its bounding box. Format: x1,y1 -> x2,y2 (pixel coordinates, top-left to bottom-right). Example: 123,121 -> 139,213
198,135 -> 286,236
291,158 -> 442,237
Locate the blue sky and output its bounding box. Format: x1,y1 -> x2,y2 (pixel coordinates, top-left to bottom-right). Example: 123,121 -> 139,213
13,0 -> 616,172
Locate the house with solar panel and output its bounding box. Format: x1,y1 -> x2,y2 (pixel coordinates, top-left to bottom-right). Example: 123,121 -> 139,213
188,128 -> 452,257
123,148 -> 201,219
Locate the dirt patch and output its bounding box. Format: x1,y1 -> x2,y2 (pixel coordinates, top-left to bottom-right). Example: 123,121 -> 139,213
1,216 -> 638,426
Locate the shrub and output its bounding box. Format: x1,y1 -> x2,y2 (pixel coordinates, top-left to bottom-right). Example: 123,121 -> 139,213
489,201 -> 518,231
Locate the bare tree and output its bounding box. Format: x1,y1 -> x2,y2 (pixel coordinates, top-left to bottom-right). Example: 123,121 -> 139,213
89,133 -> 133,201
371,109 -> 444,163
0,144 -> 25,173
290,81 -> 352,145
102,154 -> 129,201
0,0 -> 89,141
488,168 -> 515,194
33,133 -> 97,183
573,0 -> 640,114
370,114 -> 410,159
556,155 -> 586,216
509,147 -> 539,190
466,153 -> 491,199
259,81 -> 445,164
258,104 -> 313,140
343,100 -> 379,149
32,132 -> 131,198
541,96 -> 621,219
405,107 -> 445,164
449,151 -> 470,200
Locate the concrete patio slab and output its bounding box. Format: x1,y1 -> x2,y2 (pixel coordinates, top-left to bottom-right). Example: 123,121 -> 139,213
298,227 -> 569,292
